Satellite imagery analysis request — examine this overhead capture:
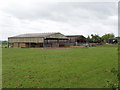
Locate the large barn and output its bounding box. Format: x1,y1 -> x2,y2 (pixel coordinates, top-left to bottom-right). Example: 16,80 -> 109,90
8,32 -> 69,48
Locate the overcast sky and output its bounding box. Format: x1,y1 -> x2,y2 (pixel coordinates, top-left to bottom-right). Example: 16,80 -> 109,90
0,0 -> 118,40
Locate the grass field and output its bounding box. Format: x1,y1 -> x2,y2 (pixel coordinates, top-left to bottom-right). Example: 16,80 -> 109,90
2,45 -> 118,88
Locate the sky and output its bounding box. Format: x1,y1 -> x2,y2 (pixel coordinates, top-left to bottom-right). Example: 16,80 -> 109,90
0,0 -> 118,40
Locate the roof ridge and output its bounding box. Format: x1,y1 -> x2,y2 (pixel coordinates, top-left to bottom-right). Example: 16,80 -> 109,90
9,32 -> 61,38
20,32 -> 59,34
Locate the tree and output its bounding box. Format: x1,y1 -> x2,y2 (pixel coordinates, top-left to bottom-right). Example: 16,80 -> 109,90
86,35 -> 92,43
90,34 -> 101,43
102,33 -> 115,43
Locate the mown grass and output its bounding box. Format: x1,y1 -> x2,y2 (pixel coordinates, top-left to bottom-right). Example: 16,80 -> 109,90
2,46 -> 118,88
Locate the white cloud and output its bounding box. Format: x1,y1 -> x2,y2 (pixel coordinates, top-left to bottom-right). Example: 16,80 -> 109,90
0,1 -> 118,40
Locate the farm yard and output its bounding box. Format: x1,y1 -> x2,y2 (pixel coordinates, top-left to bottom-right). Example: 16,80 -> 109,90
2,45 -> 118,88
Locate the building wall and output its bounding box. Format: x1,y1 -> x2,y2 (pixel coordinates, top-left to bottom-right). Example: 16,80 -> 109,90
8,37 -> 44,43
13,43 -> 19,48
13,43 -> 28,48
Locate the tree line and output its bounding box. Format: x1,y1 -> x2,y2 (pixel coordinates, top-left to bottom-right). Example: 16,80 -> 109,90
86,33 -> 117,43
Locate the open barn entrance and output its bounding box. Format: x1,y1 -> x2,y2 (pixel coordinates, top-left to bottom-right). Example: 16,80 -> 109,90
26,43 -> 43,48
44,38 -> 69,47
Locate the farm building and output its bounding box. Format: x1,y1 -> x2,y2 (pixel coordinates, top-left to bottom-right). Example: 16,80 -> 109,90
66,35 -> 86,46
8,32 -> 69,48
108,37 -> 120,44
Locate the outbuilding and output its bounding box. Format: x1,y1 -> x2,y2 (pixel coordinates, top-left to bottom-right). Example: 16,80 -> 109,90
66,35 -> 86,46
108,37 -> 120,44
8,32 -> 69,48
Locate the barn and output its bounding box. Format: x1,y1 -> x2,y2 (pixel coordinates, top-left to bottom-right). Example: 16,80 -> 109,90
66,35 -> 86,46
8,32 -> 69,48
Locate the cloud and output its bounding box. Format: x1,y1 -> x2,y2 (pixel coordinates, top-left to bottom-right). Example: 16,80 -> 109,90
0,1 -> 118,40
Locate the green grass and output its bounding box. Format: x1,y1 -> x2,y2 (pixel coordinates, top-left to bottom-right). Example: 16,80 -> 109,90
2,46 -> 118,88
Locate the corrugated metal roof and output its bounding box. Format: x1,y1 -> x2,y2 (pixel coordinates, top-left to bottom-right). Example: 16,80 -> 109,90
9,32 -> 60,38
66,35 -> 84,37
